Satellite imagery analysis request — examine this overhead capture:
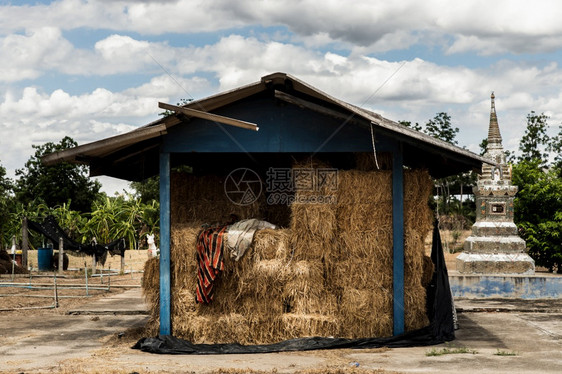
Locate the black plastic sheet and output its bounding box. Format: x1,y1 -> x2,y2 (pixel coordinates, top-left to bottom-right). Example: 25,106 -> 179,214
27,215 -> 127,259
134,221 -> 454,354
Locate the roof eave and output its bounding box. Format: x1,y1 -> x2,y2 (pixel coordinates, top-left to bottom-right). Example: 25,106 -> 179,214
41,123 -> 168,166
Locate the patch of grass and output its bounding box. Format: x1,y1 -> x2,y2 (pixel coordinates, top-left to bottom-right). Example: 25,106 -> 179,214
426,347 -> 478,356
494,349 -> 518,356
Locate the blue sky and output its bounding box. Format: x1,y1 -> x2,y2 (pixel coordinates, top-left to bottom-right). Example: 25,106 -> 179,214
1,0 -> 562,194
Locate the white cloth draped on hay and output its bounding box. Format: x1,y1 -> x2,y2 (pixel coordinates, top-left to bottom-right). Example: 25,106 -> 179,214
226,219 -> 277,261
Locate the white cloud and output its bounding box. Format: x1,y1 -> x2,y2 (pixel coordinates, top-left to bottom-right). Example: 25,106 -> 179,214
0,78 -> 182,178
0,27 -> 73,82
2,1 -> 562,56
2,0 -> 562,196
4,33 -> 562,157
124,75 -> 211,98
0,28 -> 183,82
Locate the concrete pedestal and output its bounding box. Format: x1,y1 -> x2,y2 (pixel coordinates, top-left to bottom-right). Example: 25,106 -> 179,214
456,252 -> 535,275
458,222 -> 535,274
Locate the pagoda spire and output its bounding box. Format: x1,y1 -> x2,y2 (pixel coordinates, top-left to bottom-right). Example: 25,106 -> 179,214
487,92 -> 503,149
482,92 -> 508,179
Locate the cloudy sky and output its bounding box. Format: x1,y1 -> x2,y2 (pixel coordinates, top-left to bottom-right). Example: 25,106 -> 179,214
1,0 -> 562,194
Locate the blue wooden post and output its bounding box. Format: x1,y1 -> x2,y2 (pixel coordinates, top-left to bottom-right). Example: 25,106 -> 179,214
159,152 -> 171,335
392,145 -> 405,335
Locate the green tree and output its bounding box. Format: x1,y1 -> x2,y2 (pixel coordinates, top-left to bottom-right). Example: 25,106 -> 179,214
113,195 -> 144,250
512,160 -> 562,272
401,113 -> 473,219
141,199 -> 160,237
159,98 -> 193,117
518,111 -> 550,164
83,194 -> 158,249
51,202 -> 86,241
7,200 -> 51,250
130,175 -> 160,203
85,196 -> 117,245
399,120 -> 423,132
423,112 -> 464,215
549,125 -> 562,174
425,112 -> 459,145
0,161 -> 15,249
14,136 -> 101,212
479,138 -> 488,156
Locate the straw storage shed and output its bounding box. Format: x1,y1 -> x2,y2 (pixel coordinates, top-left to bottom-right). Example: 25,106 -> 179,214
141,165 -> 434,343
43,72 -> 491,345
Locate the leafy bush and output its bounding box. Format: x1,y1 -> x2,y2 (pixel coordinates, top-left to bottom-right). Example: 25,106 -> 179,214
513,160 -> 562,272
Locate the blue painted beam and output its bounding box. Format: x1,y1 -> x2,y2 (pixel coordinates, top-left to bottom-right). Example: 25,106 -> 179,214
392,144 -> 405,336
162,96 -> 395,154
159,152 -> 171,335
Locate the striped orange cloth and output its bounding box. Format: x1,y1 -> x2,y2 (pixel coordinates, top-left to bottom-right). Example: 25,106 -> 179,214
195,226 -> 228,304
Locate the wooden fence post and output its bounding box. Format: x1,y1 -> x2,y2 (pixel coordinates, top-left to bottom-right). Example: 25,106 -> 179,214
22,217 -> 29,269
58,237 -> 64,275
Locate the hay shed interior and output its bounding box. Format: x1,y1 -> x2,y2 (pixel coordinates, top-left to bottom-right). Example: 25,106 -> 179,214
43,72 -> 490,342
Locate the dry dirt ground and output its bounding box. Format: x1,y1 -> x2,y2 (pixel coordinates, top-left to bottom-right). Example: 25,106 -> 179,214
1,245 -> 561,373
0,250 -> 147,312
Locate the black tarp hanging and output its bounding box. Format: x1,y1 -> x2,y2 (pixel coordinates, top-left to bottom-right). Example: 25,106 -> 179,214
27,215 -> 127,260
133,221 -> 455,354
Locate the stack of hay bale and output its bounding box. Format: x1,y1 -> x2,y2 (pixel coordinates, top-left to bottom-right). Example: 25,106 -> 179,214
284,160 -> 340,338
143,163 -> 434,343
403,171 -> 434,330
333,170 -> 394,337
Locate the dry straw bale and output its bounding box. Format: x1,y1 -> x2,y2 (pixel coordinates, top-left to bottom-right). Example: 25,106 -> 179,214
332,168 -> 432,336
248,228 -> 289,261
283,260 -> 338,315
170,223 -> 201,285
336,202 -> 392,234
282,313 -> 340,339
234,258 -> 288,317
333,256 -> 394,338
142,257 -> 160,324
236,258 -> 290,299
337,231 -> 392,260
171,223 -> 289,342
354,152 -> 393,171
403,169 -> 433,331
171,313 -> 211,343
333,257 -> 393,291
233,229 -> 290,318
333,171 -> 393,290
178,313 -> 250,344
171,172 -> 263,225
141,256 -> 167,337
336,170 -> 392,205
245,315 -> 284,344
338,287 -> 393,338
289,158 -> 338,263
289,203 -> 337,262
335,170 -> 392,256
290,203 -> 337,240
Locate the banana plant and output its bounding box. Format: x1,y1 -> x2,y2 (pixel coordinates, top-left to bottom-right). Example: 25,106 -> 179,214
86,196 -> 117,244
113,194 -> 143,250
